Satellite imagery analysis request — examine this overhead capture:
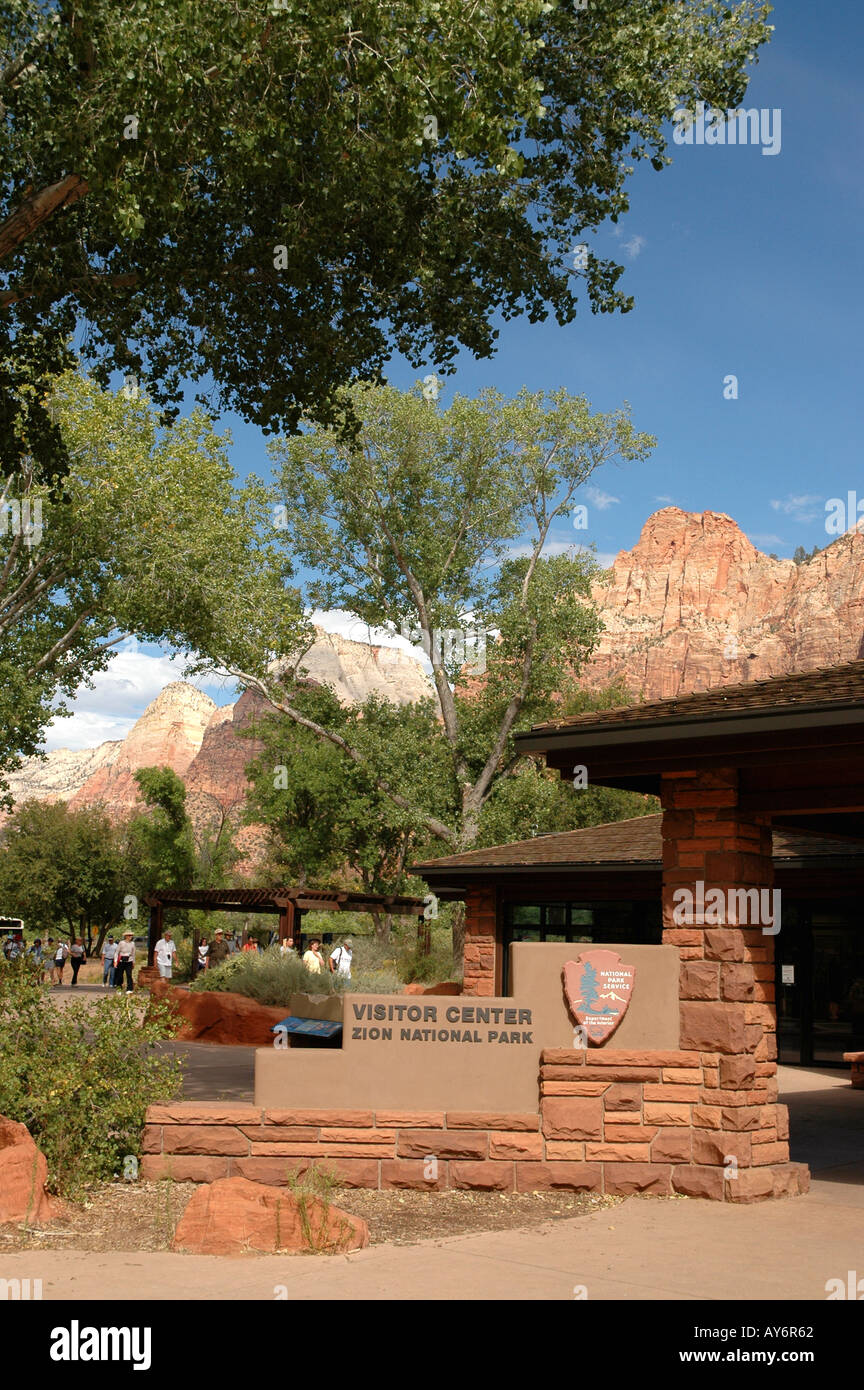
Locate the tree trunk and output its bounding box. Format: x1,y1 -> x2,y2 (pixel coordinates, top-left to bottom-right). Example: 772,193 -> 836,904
450,901 -> 465,968
370,910 -> 390,945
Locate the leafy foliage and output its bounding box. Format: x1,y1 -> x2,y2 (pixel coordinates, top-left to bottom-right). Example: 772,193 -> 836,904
0,799 -> 124,943
0,955 -> 182,1196
0,372 -> 298,796
126,767 -> 198,894
0,0 -> 772,474
218,381 -> 655,852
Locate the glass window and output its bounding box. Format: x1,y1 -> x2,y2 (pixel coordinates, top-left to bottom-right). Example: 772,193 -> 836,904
511,905 -> 541,926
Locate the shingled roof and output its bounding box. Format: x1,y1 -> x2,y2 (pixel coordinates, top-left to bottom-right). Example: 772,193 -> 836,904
413,814 -> 864,874
522,658 -> 864,737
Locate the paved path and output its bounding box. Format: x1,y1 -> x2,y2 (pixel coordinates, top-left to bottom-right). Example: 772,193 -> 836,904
12,1038 -> 859,1300
4,1187 -> 863,1301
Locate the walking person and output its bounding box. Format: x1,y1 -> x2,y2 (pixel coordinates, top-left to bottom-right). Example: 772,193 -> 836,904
101,935 -> 118,986
207,928 -> 230,970
43,938 -> 55,983
328,937 -> 353,981
28,938 -> 43,969
114,930 -> 136,993
195,935 -> 209,976
52,938 -> 69,986
69,937 -> 87,986
279,936 -> 295,958
154,930 -> 177,981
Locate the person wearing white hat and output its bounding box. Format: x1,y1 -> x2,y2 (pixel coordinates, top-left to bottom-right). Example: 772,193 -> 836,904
114,930 -> 136,993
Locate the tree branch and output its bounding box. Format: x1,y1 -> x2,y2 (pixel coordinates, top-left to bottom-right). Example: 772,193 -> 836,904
225,666 -> 459,848
0,175 -> 89,263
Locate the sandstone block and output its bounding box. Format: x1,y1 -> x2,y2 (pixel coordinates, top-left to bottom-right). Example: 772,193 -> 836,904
541,1098 -> 603,1140
514,1162 -> 602,1192
445,1111 -> 539,1130
679,1001 -> 747,1054
171,1176 -> 369,1255
651,1129 -> 692,1163
604,1163 -> 672,1196
375,1112 -> 444,1128
380,1160 -> 446,1190
450,1162 -> 515,1191
140,1155 -> 229,1183
603,1083 -> 642,1111
397,1131 -> 488,1160
162,1125 -> 248,1157
671,1165 -> 724,1200
488,1133 -> 545,1161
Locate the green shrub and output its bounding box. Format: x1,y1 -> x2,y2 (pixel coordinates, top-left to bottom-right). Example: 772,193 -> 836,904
0,956 -> 182,1198
189,946 -> 336,1006
396,940 -> 458,985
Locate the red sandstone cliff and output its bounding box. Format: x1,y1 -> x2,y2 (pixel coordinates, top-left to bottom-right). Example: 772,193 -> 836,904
8,514 -> 864,836
67,682 -> 217,819
584,509 -> 864,700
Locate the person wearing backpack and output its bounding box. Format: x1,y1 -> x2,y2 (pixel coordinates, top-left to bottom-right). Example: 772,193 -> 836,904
328,938 -> 353,981
52,939 -> 70,986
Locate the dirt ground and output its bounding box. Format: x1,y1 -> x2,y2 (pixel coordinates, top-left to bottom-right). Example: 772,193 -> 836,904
0,1180 -> 620,1253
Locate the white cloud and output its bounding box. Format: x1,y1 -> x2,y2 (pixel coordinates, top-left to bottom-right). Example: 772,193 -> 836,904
43,640 -> 236,752
506,541 -> 617,568
585,485 -> 620,510
749,533 -> 786,549
310,609 -> 419,654
769,494 -> 823,522
622,235 -> 646,259
655,495 -> 677,504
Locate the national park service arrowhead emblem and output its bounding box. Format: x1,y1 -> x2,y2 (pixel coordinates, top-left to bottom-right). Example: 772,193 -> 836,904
563,950 -> 636,1045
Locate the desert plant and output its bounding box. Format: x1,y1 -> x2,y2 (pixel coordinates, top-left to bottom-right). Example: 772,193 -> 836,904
284,1164 -> 357,1254
189,946 -> 336,1007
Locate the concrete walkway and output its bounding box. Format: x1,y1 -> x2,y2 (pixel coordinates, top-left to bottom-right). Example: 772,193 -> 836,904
4,1186 -> 863,1301
2,1065 -> 861,1301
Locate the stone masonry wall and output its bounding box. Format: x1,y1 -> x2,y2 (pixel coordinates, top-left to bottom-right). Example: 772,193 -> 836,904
142,1047 -> 808,1201
660,768 -> 788,1173
462,884 -> 497,996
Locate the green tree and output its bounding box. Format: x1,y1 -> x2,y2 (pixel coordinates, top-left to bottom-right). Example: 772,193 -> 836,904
126,767 -> 198,895
213,381 -> 655,852
475,760 -> 657,849
0,798 -> 124,948
244,687 -> 454,939
0,1 -> 771,475
0,372 -> 298,800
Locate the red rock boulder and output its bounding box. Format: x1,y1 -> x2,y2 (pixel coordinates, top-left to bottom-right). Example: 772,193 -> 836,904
149,980 -> 288,1045
0,1117 -> 59,1225
171,1176 -> 369,1255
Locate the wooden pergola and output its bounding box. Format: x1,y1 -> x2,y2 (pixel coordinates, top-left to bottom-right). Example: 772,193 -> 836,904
143,885 -> 430,966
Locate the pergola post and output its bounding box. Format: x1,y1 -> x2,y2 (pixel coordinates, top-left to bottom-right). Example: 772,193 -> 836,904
278,899 -> 296,944
147,901 -> 163,969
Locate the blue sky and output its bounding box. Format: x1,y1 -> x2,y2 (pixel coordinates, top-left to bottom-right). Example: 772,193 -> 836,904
48,0 -> 864,749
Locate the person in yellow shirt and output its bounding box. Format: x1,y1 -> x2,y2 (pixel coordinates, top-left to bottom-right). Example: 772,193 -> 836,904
302,938 -> 325,973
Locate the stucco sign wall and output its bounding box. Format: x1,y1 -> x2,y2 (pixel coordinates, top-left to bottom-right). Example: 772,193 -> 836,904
255,942 -> 679,1113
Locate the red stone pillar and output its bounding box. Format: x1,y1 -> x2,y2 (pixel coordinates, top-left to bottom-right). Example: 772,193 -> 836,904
462,886 -> 497,996
661,768 -> 807,1200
